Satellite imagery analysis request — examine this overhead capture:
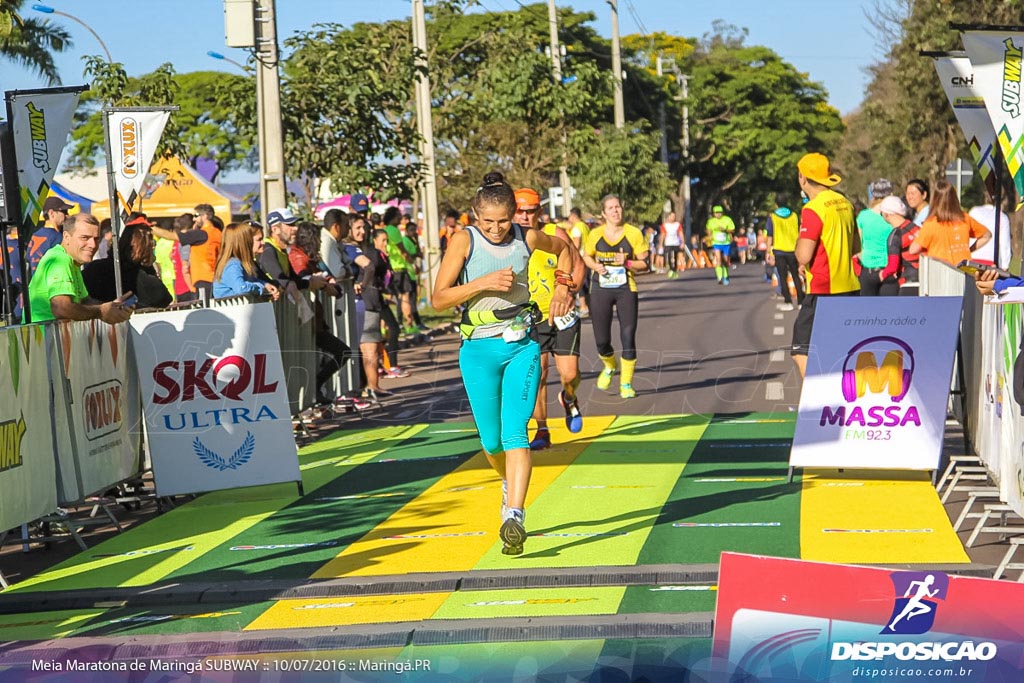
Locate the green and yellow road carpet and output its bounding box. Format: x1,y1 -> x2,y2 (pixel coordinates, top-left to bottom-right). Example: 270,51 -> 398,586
0,412 -> 967,663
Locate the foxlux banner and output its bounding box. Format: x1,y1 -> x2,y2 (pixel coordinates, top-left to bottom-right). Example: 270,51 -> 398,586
790,297 -> 962,471
129,303 -> 300,497
935,55 -> 1000,196
103,108 -> 171,222
6,88 -> 84,230
713,553 -> 1024,682
962,30 -> 1024,200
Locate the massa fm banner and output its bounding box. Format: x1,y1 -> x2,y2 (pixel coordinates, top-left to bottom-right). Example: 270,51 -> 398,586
713,552 -> 1024,682
790,297 -> 962,471
5,87 -> 86,230
934,54 -> 1000,196
129,303 -> 300,497
962,29 -> 1024,200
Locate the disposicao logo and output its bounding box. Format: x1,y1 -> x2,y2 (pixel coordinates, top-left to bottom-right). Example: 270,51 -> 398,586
831,571 -> 998,663
820,336 -> 922,428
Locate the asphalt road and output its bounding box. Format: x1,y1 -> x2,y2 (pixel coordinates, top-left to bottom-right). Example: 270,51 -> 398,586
374,261 -> 803,424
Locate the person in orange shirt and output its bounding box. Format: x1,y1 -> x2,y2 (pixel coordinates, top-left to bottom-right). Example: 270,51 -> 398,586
908,181 -> 990,266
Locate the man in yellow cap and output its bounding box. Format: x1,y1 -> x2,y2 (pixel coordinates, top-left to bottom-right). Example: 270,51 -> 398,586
514,188 -> 586,450
706,204 -> 735,285
792,152 -> 860,377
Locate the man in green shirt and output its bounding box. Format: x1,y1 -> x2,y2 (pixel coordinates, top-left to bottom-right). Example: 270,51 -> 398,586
29,213 -> 134,324
706,204 -> 736,285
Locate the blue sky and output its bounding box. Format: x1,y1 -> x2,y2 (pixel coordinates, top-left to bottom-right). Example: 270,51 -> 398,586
4,0 -> 875,113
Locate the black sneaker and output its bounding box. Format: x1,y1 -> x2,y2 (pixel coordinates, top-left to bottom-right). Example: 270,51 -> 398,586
500,513 -> 526,555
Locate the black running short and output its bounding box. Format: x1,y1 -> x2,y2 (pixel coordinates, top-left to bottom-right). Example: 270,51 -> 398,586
533,319 -> 581,357
791,291 -> 859,356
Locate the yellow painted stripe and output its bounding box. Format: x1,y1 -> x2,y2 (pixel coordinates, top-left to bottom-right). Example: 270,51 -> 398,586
246,593 -> 451,631
800,470 -> 970,564
310,416 -> 616,578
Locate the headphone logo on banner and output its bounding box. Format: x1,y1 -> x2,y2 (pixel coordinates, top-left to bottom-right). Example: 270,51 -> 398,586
820,336 -> 921,428
841,336 -> 915,403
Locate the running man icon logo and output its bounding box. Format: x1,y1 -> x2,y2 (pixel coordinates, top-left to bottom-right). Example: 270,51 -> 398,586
881,571 -> 949,635
841,336 -> 915,403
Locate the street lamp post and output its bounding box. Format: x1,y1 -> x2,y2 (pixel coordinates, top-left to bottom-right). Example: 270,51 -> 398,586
32,4 -> 113,63
208,50 -> 266,222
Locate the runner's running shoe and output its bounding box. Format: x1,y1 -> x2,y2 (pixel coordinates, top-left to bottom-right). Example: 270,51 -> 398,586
620,383 -> 636,399
559,390 -> 583,433
500,509 -> 526,555
529,428 -> 551,450
384,366 -> 411,379
597,368 -> 615,391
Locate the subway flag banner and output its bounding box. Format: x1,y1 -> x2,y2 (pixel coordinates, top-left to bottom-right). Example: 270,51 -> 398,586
962,30 -> 1024,200
103,108 -> 171,224
934,55 -> 1000,196
5,88 -> 84,231
790,297 -> 962,471
129,303 -> 300,497
713,553 -> 1024,682
0,326 -> 57,532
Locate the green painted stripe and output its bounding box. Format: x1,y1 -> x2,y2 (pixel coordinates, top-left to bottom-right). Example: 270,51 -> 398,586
431,586 -> 626,620
4,425 -> 430,593
474,415 -> 710,570
620,414 -> 799,606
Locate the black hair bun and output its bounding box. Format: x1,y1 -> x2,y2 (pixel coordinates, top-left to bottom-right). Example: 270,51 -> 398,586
482,171 -> 506,187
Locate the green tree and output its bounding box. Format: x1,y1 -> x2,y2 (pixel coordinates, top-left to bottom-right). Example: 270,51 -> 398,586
281,20 -> 423,212
569,125 -> 673,222
67,61 -> 252,181
681,26 -> 843,226
0,0 -> 72,85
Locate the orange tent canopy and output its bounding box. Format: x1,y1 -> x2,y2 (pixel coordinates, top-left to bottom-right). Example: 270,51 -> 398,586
91,156 -> 231,221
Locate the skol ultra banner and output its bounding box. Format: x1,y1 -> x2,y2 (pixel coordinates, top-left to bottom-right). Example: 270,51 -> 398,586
0,325 -> 57,532
962,30 -> 1024,200
5,88 -> 84,230
934,55 -> 1000,196
713,553 -> 1024,682
103,108 -> 171,223
129,303 -> 300,497
790,297 -> 963,471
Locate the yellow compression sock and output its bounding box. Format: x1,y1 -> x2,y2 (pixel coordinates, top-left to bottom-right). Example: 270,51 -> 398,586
620,358 -> 637,385
600,354 -> 617,372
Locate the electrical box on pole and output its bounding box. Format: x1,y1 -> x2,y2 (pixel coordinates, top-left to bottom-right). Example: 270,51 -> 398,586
223,0 -> 256,47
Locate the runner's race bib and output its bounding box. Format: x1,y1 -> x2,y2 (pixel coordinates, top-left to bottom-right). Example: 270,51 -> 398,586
554,310 -> 579,331
713,230 -> 728,244
599,266 -> 627,289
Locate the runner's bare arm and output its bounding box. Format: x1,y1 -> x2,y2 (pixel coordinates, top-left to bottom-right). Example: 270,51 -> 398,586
553,227 -> 586,289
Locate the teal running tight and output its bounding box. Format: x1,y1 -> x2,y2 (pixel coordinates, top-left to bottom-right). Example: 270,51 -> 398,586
459,336 -> 541,454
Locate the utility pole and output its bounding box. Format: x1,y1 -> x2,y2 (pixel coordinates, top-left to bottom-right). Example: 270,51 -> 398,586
680,73 -> 691,241
609,0 -> 625,129
254,0 -> 287,214
412,0 -> 441,299
547,0 -> 573,215
656,55 -> 668,165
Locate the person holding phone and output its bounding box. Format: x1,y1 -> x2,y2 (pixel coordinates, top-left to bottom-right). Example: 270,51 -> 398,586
973,267 -> 1018,297
29,212 -> 134,324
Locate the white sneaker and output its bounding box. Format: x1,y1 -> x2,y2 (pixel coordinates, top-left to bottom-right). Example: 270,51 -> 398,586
777,303 -> 795,312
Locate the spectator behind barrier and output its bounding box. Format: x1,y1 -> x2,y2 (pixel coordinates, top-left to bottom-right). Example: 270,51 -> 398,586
27,195 -> 73,277
212,222 -> 280,300
907,180 -> 991,266
28,212 -> 134,324
82,218 -> 174,310
188,203 -> 222,299
290,221 -> 350,406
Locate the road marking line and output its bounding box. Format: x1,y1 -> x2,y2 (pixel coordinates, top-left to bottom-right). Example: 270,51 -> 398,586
766,381 -> 785,400
774,313 -> 784,320
772,326 -> 785,336
770,350 -> 785,362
